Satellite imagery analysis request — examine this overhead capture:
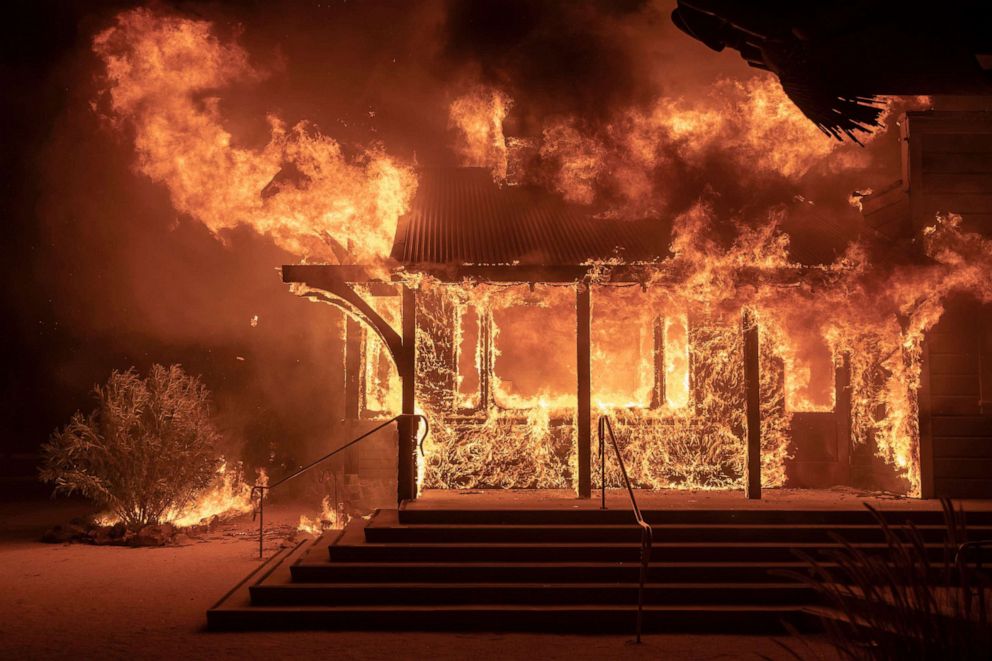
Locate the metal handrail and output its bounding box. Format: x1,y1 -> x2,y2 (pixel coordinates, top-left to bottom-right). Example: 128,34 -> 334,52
955,539 -> 992,615
954,539 -> 992,570
250,413 -> 429,558
598,415 -> 653,644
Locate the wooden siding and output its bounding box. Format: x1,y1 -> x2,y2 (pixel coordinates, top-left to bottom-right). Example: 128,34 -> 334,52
903,112 -> 992,497
927,300 -> 992,497
906,111 -> 992,236
860,180 -> 911,240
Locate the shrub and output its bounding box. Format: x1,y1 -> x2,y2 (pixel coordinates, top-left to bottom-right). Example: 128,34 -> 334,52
40,364 -> 221,529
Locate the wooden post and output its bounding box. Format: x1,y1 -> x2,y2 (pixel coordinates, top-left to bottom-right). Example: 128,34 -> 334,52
344,316 -> 362,475
742,309 -> 762,499
576,283 -> 592,498
652,316 -> 664,409
344,317 -> 363,418
918,340 -> 936,499
835,353 -> 852,486
397,285 -> 418,503
481,309 -> 493,409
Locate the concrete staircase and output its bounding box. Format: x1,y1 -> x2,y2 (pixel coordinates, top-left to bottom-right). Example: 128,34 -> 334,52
208,505 -> 992,632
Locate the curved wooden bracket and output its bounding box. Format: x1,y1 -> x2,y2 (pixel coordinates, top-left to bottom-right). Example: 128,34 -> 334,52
282,265 -> 406,372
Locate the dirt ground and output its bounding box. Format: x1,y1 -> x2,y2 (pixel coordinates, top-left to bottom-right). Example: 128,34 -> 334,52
0,492 -> 836,660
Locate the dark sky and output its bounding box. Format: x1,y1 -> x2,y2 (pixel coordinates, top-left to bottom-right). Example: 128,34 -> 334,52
0,0 -> 929,468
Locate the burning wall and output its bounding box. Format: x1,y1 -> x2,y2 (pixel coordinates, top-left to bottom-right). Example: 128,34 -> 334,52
342,204 -> 992,499
407,277 -> 790,492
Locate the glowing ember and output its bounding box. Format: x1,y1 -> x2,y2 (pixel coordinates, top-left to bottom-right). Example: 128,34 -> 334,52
166,463 -> 267,528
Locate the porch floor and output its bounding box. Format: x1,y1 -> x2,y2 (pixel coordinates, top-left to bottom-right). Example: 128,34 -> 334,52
408,487 -> 992,512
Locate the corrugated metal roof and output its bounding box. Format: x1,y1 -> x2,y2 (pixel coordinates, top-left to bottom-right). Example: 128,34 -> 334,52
391,168 -> 670,266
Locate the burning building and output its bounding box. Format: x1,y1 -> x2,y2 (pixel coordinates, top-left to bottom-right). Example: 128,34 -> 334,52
203,107 -> 992,635
43,3 -> 992,638
281,109 -> 992,504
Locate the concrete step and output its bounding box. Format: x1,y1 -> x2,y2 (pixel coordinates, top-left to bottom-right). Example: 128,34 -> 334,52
208,602 -> 819,633
248,581 -> 817,606
364,522 -> 984,544
290,560 -> 821,584
207,503 -> 979,634
328,540 -> 951,564
397,507 -> 989,526
208,540 -> 819,632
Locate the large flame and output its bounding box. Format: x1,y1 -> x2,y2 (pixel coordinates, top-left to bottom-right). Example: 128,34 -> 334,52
93,8 -> 416,264
532,77 -> 879,215
448,86 -> 512,182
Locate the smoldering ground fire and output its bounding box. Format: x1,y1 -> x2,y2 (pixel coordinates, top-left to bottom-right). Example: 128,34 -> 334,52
6,0 -> 992,653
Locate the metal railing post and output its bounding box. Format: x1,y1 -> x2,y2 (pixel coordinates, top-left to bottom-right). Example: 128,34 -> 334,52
251,484 -> 268,560
257,491 -> 264,559
599,417 -> 607,510
250,414 -> 428,560
598,415 -> 653,643
397,413 -> 419,503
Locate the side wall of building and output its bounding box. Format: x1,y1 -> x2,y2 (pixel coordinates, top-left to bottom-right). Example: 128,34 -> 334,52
906,112 -> 992,497
924,298 -> 992,497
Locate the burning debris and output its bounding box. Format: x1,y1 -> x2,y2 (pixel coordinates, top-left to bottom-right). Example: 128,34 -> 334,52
42,519 -> 180,547
297,495 -> 349,536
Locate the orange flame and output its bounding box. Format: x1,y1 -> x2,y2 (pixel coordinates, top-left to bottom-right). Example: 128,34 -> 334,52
95,461 -> 267,528
448,86 -> 512,182
93,8 -> 416,264
297,496 -> 348,535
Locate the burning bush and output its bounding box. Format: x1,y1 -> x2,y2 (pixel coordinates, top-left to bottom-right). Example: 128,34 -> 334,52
40,364 -> 221,530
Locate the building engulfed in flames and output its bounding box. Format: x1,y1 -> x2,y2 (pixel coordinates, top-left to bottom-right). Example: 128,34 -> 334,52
284,111 -> 992,501
86,7 -> 992,523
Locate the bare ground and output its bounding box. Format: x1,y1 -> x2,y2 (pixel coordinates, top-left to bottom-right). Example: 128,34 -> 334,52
0,493 -> 836,660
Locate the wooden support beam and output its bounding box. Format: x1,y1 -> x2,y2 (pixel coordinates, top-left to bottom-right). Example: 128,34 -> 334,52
284,262 -> 854,289
344,316 -> 362,420
576,283 -> 592,499
282,267 -> 403,370
918,339 -> 936,499
397,285 -> 419,503
742,309 -> 762,499
480,309 -> 493,410
343,316 -> 362,475
835,352 -> 852,486
651,316 -> 664,409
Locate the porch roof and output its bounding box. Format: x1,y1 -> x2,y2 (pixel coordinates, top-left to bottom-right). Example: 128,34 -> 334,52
390,167 -> 671,268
